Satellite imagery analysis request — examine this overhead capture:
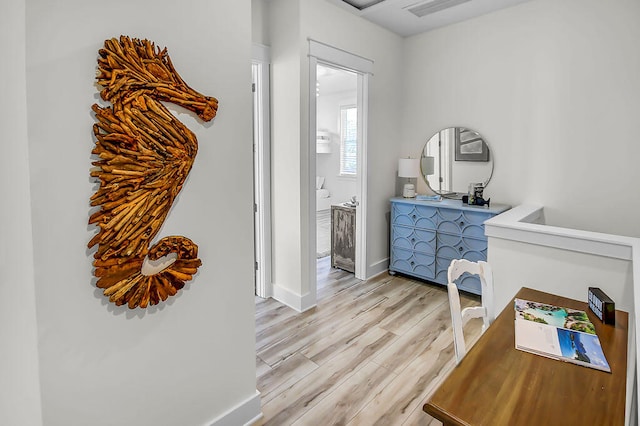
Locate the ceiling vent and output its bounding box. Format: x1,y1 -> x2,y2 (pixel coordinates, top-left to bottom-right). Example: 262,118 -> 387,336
341,0 -> 386,11
406,0 -> 472,17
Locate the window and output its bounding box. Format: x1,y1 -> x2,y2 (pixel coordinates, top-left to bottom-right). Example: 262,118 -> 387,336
340,106 -> 357,176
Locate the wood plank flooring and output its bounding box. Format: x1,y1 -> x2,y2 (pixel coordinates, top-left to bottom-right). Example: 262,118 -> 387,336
255,257 -> 482,425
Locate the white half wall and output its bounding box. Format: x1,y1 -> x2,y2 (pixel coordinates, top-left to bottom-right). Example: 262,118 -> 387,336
24,0 -> 258,425
489,237 -> 633,314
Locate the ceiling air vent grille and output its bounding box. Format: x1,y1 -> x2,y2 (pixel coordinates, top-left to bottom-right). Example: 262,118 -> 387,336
341,0 -> 386,11
406,0 -> 472,17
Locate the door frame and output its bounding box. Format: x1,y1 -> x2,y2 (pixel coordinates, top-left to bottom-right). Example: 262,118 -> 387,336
252,43 -> 271,298
308,39 -> 372,294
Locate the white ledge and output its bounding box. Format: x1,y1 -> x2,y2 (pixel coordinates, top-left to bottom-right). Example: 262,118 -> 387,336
484,204 -> 635,260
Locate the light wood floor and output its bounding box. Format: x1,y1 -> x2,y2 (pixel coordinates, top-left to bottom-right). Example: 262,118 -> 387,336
255,257 -> 482,425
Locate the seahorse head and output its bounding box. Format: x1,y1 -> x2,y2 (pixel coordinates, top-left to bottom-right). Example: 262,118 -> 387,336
96,36 -> 218,122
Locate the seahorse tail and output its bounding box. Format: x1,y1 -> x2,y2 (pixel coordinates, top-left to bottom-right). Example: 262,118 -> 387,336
95,236 -> 201,309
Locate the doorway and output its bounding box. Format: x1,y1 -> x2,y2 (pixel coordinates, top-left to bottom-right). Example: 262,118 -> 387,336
252,44 -> 271,298
314,64 -> 358,281
308,40 -> 372,300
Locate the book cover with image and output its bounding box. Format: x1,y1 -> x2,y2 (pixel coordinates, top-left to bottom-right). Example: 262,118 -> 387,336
514,298 -> 610,372
514,299 -> 596,334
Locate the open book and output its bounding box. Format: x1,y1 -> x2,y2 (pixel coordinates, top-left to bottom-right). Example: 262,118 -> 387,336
514,298 -> 610,372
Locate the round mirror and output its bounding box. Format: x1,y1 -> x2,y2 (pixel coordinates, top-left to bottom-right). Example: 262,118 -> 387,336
421,127 -> 494,196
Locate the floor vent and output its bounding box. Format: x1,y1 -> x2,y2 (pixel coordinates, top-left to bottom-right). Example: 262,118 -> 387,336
406,0 -> 472,17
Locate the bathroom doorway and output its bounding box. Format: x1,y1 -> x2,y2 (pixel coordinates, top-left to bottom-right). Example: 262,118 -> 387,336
308,40 -> 372,300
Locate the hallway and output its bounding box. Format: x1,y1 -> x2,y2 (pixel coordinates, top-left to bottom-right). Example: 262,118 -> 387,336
255,262 -> 481,425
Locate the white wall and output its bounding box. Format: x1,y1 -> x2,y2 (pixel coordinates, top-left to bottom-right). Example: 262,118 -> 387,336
266,0 -> 403,309
401,3 -> 640,421
263,0 -> 640,324
300,1 -> 404,279
24,0 -> 258,425
490,239 -> 633,314
252,0 -> 270,45
1,0 -> 43,424
402,0 -> 640,238
267,0 -> 309,308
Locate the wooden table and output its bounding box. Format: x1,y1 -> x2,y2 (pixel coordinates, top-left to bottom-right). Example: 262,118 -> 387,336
424,287 -> 628,425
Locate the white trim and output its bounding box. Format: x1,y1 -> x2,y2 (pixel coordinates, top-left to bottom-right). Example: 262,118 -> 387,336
309,43 -> 372,292
308,56 -> 319,308
339,104 -> 358,176
272,284 -> 317,313
251,43 -> 270,63
485,203 -> 640,426
245,413 -> 264,426
631,239 -> 640,426
485,204 -> 635,261
252,44 -> 272,298
355,73 -> 368,280
207,390 -> 262,426
308,39 -> 374,75
368,256 -> 389,278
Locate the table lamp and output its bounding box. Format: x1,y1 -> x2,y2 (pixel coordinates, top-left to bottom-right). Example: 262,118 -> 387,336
398,158 -> 420,198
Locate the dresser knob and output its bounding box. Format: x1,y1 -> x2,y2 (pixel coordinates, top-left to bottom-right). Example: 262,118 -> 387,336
410,261 -> 415,266
411,238 -> 416,243
459,221 -> 465,227
412,214 -> 417,219
458,246 -> 464,252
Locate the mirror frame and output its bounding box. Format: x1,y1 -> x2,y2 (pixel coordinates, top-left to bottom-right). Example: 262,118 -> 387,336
420,127 -> 494,196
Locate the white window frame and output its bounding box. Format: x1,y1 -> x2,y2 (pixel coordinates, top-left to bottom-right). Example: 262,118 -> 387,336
339,104 -> 357,177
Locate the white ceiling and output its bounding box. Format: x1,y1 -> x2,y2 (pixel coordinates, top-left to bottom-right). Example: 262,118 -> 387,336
317,64 -> 357,96
326,0 -> 532,37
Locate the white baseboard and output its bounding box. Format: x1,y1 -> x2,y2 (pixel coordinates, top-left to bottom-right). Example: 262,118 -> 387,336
207,390 -> 261,426
272,283 -> 316,313
367,257 -> 389,279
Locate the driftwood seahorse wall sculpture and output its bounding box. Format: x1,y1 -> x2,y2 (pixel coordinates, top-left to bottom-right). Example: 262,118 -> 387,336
88,36 -> 218,309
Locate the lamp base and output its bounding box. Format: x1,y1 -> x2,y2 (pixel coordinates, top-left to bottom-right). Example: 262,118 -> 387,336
403,183 -> 416,198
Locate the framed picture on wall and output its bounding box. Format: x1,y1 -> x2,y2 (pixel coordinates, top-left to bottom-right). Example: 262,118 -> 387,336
455,128 -> 490,162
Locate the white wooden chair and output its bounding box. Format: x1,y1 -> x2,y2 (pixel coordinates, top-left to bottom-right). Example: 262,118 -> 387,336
447,259 -> 495,364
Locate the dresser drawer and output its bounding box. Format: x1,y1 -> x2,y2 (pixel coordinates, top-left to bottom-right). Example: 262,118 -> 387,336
434,258 -> 482,295
392,203 -> 438,231
390,247 -> 435,280
437,209 -> 493,240
391,225 -> 436,255
457,275 -> 482,295
436,233 -> 488,261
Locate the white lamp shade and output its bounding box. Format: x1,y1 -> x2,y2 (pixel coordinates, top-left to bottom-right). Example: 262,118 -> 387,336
398,158 -> 420,178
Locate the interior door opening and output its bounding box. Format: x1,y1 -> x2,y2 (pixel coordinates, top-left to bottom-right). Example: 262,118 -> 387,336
308,40 -> 372,305
252,45 -> 271,298
314,64 -> 358,283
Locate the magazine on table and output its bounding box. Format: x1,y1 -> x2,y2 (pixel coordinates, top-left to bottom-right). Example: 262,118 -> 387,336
514,298 -> 610,372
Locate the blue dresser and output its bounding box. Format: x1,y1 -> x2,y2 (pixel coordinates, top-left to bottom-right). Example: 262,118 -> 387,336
389,197 -> 510,295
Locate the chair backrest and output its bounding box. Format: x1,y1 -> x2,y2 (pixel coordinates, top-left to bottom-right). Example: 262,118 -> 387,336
447,259 -> 494,363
